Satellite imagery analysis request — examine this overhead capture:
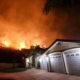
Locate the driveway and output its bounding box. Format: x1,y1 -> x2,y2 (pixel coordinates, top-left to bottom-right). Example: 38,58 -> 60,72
0,68 -> 80,80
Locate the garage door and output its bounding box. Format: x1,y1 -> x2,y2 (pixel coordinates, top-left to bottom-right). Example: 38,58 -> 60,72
65,53 -> 80,75
49,55 -> 66,73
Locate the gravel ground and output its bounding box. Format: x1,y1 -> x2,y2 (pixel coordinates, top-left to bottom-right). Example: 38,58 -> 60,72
0,68 -> 80,80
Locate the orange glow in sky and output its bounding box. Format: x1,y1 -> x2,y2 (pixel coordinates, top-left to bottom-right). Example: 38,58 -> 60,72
0,0 -> 79,50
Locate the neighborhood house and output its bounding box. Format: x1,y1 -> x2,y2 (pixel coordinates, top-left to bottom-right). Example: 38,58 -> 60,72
0,47 -> 26,69
35,39 -> 80,76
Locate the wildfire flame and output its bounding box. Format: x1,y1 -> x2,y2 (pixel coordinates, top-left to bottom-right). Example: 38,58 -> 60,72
0,0 -> 75,50
18,42 -> 26,50
2,41 -> 10,47
1,40 -> 28,50
1,40 -> 42,50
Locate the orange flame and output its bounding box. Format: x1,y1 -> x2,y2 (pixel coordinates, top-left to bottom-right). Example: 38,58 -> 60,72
2,41 -> 10,47
18,42 -> 26,50
1,39 -> 44,50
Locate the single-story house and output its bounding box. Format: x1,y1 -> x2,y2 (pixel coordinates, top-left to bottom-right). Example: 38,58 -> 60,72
0,47 -> 26,70
35,39 -> 80,76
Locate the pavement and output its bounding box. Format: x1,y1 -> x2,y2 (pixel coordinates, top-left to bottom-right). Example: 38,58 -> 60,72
0,68 -> 80,80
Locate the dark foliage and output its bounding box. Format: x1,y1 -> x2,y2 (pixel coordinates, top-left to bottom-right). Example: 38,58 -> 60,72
0,47 -> 24,63
22,46 -> 47,58
43,0 -> 80,13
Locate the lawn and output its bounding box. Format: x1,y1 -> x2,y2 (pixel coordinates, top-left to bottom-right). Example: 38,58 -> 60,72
0,68 -> 27,73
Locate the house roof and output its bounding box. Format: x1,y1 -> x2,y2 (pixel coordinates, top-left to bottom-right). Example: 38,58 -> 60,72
44,39 -> 80,55
49,39 -> 80,49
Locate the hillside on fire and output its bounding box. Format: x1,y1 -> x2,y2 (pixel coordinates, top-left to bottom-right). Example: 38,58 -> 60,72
0,0 -> 79,50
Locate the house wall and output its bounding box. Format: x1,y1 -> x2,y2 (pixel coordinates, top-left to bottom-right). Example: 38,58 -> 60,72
39,55 -> 48,70
26,56 -> 32,68
36,40 -> 80,76
35,56 -> 41,69
37,48 -> 80,76
35,55 -> 48,71
0,63 -> 22,70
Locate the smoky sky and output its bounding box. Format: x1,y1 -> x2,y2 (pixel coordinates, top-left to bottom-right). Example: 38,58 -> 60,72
0,0 -> 80,48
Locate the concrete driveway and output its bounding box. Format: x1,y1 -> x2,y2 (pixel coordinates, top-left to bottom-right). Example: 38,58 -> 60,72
0,68 -> 80,80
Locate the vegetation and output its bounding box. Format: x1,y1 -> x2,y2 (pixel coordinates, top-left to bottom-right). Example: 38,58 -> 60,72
24,46 -> 46,58
43,0 -> 80,13
0,68 -> 27,73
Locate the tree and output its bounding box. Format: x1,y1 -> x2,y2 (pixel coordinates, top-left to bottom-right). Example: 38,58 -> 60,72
43,0 -> 80,13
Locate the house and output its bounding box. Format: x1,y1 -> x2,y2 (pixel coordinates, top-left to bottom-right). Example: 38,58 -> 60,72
26,56 -> 33,68
22,46 -> 47,68
0,47 -> 26,70
35,39 -> 80,76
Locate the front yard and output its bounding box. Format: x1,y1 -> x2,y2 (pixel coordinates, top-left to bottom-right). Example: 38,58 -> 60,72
0,68 -> 27,73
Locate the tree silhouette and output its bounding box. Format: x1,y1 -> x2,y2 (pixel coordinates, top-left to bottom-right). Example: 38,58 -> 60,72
43,0 -> 80,13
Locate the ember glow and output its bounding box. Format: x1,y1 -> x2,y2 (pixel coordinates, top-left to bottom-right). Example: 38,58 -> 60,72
0,0 -> 79,50
19,42 -> 26,50
2,41 -> 10,47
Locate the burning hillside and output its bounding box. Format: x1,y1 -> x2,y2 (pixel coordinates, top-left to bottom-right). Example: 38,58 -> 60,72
0,0 -> 79,50
0,0 -> 52,49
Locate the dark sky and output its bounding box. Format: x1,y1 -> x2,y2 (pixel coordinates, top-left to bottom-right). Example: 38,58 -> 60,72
0,0 -> 80,49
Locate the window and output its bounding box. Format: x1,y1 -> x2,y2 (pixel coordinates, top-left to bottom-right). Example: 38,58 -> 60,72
71,54 -> 74,56
67,55 -> 69,57
58,56 -> 61,58
76,53 -> 79,56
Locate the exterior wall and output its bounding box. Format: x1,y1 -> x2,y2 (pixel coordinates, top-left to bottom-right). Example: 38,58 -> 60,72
48,52 -> 66,73
26,56 -> 32,68
39,55 -> 48,70
63,48 -> 80,76
35,40 -> 80,76
35,56 -> 40,69
0,63 -> 22,70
